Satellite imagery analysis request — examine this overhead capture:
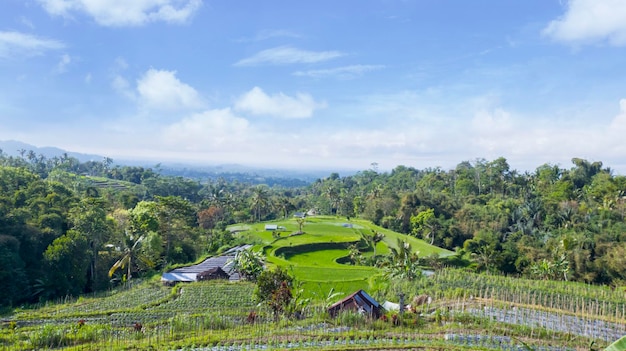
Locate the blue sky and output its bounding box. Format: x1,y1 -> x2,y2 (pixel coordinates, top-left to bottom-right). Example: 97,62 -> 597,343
2,0 -> 626,173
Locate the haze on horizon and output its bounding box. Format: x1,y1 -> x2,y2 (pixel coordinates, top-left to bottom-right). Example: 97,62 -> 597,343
2,1 -> 626,174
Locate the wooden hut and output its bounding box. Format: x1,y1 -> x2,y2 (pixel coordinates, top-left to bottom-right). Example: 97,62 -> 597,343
328,290 -> 381,318
197,267 -> 230,281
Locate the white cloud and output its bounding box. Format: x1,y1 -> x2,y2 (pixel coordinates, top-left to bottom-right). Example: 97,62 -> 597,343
463,105 -> 626,171
608,99 -> 626,152
0,31 -> 64,58
543,0 -> 626,45
111,74 -> 134,99
37,0 -> 202,26
234,46 -> 344,66
136,69 -> 204,111
238,29 -> 301,42
470,108 -> 515,152
56,54 -> 71,73
20,17 -> 35,29
114,57 -> 129,70
234,86 -> 326,119
293,65 -> 385,79
162,108 -> 250,148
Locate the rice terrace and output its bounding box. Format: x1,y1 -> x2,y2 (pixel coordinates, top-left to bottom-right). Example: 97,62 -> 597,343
2,214 -> 626,350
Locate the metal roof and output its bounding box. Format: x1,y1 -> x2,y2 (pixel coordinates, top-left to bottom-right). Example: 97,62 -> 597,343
160,244 -> 251,282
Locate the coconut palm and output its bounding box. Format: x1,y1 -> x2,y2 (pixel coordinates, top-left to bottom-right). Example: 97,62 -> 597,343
383,239 -> 421,280
250,185 -> 270,222
372,231 -> 385,257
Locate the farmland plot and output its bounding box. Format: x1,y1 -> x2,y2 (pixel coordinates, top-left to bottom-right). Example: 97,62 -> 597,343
466,306 -> 626,342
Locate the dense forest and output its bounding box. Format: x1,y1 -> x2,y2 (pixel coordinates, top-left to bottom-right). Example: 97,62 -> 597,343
1,148 -> 626,308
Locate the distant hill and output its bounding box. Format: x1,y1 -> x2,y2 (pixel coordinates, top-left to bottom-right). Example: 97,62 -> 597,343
0,139 -> 105,163
0,140 -> 341,185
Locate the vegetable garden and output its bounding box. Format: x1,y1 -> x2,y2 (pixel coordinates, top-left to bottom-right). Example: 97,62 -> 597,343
2,273 -> 625,350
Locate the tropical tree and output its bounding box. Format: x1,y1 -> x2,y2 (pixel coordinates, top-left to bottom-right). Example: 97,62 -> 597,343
69,197 -> 111,291
295,217 -> 306,234
362,230 -> 385,257
42,229 -> 90,298
0,235 -> 27,306
254,266 -> 293,304
228,248 -> 265,281
108,231 -> 152,282
250,186 -> 270,222
410,208 -> 441,245
155,196 -> 197,265
383,239 -> 421,280
324,183 -> 340,215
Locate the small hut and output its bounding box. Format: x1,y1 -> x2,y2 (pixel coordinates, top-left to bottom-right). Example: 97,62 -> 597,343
197,266 -> 230,281
328,290 -> 381,318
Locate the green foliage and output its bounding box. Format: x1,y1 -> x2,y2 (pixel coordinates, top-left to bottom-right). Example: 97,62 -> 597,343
604,336 -> 626,351
29,324 -> 67,349
230,248 -> 265,282
43,229 -> 90,298
0,235 -> 27,306
4,150 -> 626,310
382,238 -> 422,281
254,266 -> 293,303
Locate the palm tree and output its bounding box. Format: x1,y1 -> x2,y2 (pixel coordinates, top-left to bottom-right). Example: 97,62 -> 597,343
275,195 -> 293,219
324,184 -> 339,215
372,231 -> 385,257
384,239 -> 421,280
367,184 -> 383,201
108,232 -> 148,282
250,185 -> 270,222
363,230 -> 385,257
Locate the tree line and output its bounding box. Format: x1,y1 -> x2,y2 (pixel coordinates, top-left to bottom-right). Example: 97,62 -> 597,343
1,149 -> 625,307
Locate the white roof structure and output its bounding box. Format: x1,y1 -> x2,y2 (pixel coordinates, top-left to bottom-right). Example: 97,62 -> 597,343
160,272 -> 197,282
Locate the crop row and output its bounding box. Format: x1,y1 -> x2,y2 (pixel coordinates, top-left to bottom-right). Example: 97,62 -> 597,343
148,282 -> 256,313
393,268 -> 626,320
169,334 -> 577,351
463,306 -> 626,342
15,282 -> 172,318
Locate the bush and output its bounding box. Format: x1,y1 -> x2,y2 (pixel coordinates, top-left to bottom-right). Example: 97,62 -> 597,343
254,266 -> 293,304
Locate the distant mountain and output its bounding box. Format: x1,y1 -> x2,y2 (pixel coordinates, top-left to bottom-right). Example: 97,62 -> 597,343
0,140 -> 105,163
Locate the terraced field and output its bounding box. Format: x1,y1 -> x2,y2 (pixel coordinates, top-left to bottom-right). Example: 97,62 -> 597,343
2,217 -> 623,350
3,273 -> 623,350
232,215 -> 452,295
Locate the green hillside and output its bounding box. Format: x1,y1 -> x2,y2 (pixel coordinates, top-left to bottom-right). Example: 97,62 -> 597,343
229,215 -> 453,298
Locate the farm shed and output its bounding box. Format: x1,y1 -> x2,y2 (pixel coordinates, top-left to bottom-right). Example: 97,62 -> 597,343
197,267 -> 230,281
160,244 -> 251,284
328,290 -> 382,318
265,224 -> 278,231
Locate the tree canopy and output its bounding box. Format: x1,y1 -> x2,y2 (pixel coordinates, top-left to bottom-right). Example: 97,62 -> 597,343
1,148 -> 626,306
